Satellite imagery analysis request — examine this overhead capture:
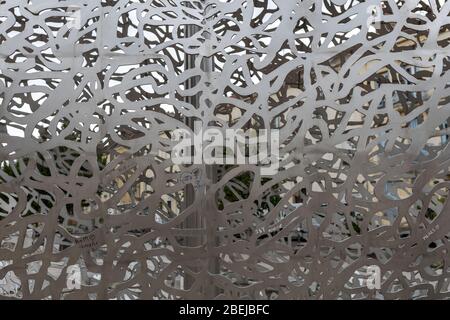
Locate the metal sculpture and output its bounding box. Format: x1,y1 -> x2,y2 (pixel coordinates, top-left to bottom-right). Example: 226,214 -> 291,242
0,0 -> 450,299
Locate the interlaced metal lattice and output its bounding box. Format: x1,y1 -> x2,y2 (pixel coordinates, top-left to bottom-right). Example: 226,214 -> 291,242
1,0 -> 450,299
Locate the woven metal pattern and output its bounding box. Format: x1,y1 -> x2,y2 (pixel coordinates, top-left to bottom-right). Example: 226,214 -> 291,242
1,0 -> 450,299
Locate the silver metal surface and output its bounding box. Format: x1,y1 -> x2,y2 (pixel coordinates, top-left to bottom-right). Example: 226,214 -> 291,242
1,0 -> 450,299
